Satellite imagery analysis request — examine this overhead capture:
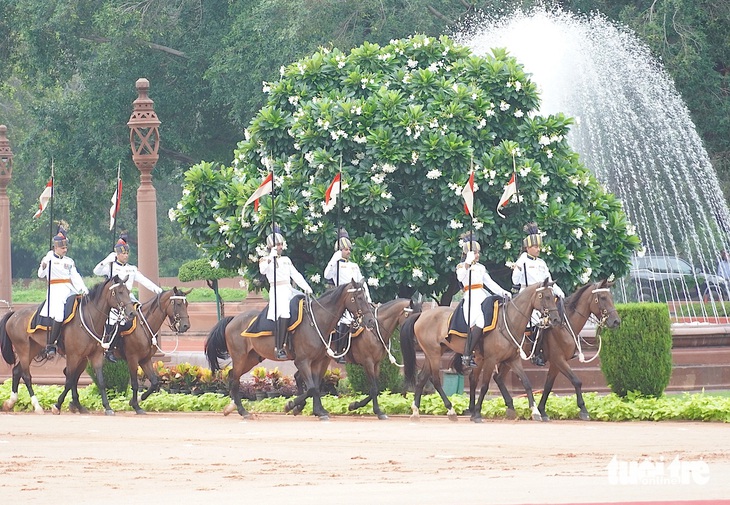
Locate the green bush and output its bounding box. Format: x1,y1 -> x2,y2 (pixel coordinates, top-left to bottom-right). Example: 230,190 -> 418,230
346,329 -> 404,394
600,303 -> 672,397
86,360 -> 130,395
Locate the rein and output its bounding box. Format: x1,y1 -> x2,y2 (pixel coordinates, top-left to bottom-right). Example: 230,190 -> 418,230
371,302 -> 414,367
139,293 -> 188,353
562,287 -> 611,363
77,282 -> 129,344
305,287 -> 367,357
501,286 -> 554,361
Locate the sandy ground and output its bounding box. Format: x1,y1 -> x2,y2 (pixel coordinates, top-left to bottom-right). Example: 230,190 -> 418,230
1,412 -> 728,505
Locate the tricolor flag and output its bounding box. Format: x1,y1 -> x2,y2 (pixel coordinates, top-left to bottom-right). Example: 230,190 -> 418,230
244,172 -> 274,211
33,180 -> 53,218
109,178 -> 122,230
461,171 -> 475,217
325,173 -> 341,206
496,172 -> 517,218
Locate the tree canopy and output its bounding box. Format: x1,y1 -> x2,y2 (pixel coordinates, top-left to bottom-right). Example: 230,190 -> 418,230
174,35 -> 640,302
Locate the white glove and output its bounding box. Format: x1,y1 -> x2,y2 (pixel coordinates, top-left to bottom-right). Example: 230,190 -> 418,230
502,291 -> 511,300
332,250 -> 343,261
465,251 -> 476,265
303,286 -> 313,295
80,287 -> 89,296
153,286 -> 163,294
268,248 -> 278,258
103,252 -> 117,264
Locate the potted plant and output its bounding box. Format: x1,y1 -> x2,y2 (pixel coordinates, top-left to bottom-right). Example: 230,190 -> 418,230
251,366 -> 271,400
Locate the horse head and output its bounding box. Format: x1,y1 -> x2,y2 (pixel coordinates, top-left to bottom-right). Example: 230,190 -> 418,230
108,275 -> 136,320
344,281 -> 377,330
168,287 -> 192,334
591,279 -> 621,329
532,278 -> 561,328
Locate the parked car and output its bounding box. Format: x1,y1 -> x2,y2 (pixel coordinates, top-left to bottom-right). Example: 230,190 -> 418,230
629,255 -> 729,302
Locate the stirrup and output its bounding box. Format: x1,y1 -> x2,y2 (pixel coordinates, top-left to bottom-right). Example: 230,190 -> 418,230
43,345 -> 57,359
275,348 -> 288,360
105,350 -> 118,363
461,355 -> 476,368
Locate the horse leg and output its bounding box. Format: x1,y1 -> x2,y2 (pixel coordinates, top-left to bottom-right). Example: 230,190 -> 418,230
492,368 -> 517,420
139,359 -> 161,402
309,358 -> 332,420
127,359 -> 145,414
224,352 -> 256,419
544,359 -> 589,421
348,359 -> 387,420
90,354 -> 115,416
506,358 -> 541,421
53,365 -> 78,414
466,361 -> 483,420
2,363 -> 22,412
410,360 -> 432,422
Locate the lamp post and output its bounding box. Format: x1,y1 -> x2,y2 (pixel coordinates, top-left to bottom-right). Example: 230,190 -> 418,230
0,125 -> 13,303
127,78 -> 160,301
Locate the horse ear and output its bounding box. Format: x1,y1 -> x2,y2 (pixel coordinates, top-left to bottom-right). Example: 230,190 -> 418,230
182,288 -> 193,296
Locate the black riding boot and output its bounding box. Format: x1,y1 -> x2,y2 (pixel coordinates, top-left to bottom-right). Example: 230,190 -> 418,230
334,323 -> 349,364
45,321 -> 62,358
461,326 -> 481,369
531,329 -> 546,367
105,345 -> 118,363
274,317 -> 289,360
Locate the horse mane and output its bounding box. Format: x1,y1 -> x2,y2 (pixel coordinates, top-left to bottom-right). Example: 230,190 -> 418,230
86,276 -> 114,303
565,282 -> 594,313
317,281 -> 352,305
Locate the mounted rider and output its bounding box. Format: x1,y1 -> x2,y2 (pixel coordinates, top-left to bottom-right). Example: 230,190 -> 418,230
323,228 -> 371,362
511,222 -> 565,366
37,223 -> 89,358
456,234 -> 511,368
93,233 -> 162,362
259,226 -> 313,359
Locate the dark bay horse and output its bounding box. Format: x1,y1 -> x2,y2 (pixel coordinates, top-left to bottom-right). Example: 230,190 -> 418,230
400,279 -> 560,422
341,298 -> 421,419
0,275 -> 135,414
480,280 -> 620,421
205,280 -> 376,420
113,287 -> 191,414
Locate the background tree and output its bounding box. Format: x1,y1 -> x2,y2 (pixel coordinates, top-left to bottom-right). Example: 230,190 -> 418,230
175,35 -> 640,303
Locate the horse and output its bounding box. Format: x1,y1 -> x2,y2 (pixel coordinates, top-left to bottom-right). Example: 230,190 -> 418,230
0,275 -> 136,414
478,279 -> 620,421
400,279 -> 561,422
336,298 -> 421,419
205,280 -> 376,420
111,287 -> 192,414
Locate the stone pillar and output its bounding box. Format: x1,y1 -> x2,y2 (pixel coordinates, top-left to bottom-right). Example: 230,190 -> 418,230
127,79 -> 160,301
0,125 -> 13,304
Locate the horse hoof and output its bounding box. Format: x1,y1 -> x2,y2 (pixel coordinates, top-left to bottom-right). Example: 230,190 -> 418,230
347,402 -> 357,411
531,412 -> 542,422
505,408 -> 517,420
377,413 -> 389,420
447,408 -> 458,422
223,402 -> 236,416
292,406 -> 303,416
2,400 -> 13,411
242,412 -> 252,420
284,400 -> 294,413
409,413 -> 420,422
318,415 -> 330,422
78,407 -> 90,415
135,409 -> 147,415
51,405 -> 60,415
105,409 -> 115,416
579,411 -> 591,421
541,414 -> 550,422
470,416 -> 483,424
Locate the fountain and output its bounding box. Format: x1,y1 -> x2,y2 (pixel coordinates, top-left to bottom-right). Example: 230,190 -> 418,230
459,9 -> 730,319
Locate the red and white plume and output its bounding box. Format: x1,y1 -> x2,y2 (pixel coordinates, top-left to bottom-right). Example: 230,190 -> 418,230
325,173 -> 341,206
33,179 -> 53,218
461,171 -> 475,217
109,178 -> 122,230
497,172 -> 517,218
244,172 -> 274,211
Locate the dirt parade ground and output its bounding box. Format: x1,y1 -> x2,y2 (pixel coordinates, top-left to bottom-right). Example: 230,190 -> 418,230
1,412 -> 729,505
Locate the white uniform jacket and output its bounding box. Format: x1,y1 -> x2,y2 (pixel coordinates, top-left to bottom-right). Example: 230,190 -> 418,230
259,253 -> 312,320
93,252 -> 162,302
38,251 -> 89,321
511,252 -> 564,298
324,250 -> 371,324
456,261 -> 509,328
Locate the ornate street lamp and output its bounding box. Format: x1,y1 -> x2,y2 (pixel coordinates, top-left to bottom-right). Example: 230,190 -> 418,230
127,79 -> 161,300
0,125 -> 14,303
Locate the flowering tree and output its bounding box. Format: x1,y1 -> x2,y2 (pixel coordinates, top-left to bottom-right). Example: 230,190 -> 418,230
174,34 -> 640,303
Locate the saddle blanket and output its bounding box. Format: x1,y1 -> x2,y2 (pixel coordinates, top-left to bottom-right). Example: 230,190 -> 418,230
241,295 -> 305,338
447,296 -> 501,338
27,295 -> 80,333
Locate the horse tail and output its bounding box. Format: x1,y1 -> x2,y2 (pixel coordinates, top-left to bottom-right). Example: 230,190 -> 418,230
0,311 -> 16,365
205,316 -> 234,372
399,312 -> 422,387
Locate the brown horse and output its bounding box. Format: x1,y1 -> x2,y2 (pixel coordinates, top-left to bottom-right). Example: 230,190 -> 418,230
112,287 -> 191,414
0,275 -> 136,414
205,280 -> 376,420
480,279 -> 621,421
400,279 -> 561,422
340,298 -> 421,419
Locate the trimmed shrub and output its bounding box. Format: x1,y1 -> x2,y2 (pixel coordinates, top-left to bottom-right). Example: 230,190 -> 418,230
600,303 -> 672,397
347,329 -> 404,394
86,360 -> 130,395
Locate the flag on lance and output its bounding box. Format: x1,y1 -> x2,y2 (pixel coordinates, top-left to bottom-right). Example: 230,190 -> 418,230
496,172 -> 517,218
461,171 -> 475,217
109,177 -> 122,230
33,180 -> 53,218
325,173 -> 341,206
244,172 -> 274,211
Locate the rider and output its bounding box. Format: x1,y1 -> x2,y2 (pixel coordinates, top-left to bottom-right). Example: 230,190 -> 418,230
259,226 -> 313,359
93,233 -> 163,362
38,223 -> 89,358
456,235 -> 511,368
511,222 -> 565,366
323,228 -> 371,362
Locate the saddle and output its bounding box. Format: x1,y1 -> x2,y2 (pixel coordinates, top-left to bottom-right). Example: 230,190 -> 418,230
27,295 -> 80,333
447,296 -> 501,338
241,295 -> 305,338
